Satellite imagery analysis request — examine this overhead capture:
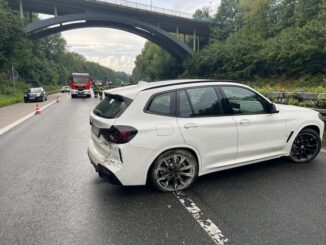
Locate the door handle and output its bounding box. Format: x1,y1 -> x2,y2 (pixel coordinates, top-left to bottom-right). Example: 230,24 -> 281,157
184,123 -> 198,129
239,119 -> 250,125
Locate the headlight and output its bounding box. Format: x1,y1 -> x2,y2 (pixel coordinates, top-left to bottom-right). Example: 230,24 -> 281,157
24,94 -> 27,97
37,93 -> 41,97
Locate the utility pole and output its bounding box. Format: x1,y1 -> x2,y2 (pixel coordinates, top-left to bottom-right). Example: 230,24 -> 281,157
11,67 -> 18,95
19,0 -> 24,19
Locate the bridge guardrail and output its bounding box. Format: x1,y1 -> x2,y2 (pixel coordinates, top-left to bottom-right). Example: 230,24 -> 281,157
89,0 -> 194,19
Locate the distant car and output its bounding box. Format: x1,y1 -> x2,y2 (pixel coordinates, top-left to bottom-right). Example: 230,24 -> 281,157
61,86 -> 70,93
24,87 -> 47,103
88,80 -> 324,192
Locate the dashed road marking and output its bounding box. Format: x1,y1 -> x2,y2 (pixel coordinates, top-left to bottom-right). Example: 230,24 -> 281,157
174,191 -> 228,245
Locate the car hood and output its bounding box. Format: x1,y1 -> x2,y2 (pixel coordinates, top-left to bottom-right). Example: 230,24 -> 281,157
277,104 -> 316,113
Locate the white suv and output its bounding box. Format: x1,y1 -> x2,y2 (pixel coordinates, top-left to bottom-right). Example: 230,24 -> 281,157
87,80 -> 324,192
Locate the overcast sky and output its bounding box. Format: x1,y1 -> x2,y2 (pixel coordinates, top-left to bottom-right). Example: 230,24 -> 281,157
41,0 -> 221,74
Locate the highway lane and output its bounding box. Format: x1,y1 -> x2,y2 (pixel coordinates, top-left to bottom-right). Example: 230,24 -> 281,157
0,93 -> 65,129
0,96 -> 213,245
0,96 -> 326,244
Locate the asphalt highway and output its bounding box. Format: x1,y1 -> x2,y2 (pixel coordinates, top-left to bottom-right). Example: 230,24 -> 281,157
0,96 -> 325,245
0,93 -> 64,129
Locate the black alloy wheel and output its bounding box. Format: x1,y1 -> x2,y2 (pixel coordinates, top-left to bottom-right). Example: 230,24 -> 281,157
289,128 -> 321,163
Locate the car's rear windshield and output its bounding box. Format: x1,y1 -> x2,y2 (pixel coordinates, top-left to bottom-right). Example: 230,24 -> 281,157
93,94 -> 132,119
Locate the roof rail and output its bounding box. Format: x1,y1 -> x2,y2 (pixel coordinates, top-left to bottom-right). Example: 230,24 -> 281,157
141,79 -> 239,91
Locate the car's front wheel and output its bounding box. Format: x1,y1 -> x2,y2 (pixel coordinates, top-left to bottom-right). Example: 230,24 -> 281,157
288,128 -> 321,163
150,149 -> 198,192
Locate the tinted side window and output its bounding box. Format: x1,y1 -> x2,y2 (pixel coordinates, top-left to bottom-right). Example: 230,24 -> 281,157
180,87 -> 222,117
179,91 -> 193,117
148,92 -> 175,115
221,86 -> 268,114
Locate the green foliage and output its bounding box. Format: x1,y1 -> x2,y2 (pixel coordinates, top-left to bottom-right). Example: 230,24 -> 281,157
131,42 -> 183,82
0,0 -> 129,99
0,94 -> 23,108
193,7 -> 212,21
185,0 -> 326,79
133,0 -> 326,89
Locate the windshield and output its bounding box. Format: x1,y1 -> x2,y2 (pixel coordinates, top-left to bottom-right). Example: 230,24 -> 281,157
72,76 -> 89,83
28,88 -> 42,93
93,94 -> 132,119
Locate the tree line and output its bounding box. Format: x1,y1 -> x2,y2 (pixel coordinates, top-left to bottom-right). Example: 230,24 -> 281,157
0,0 -> 129,95
132,0 -> 326,86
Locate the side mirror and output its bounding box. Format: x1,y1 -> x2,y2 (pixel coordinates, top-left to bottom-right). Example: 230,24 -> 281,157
270,103 -> 279,113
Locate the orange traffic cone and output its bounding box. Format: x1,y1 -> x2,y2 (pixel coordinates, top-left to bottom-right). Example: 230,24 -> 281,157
35,104 -> 41,115
56,96 -> 60,103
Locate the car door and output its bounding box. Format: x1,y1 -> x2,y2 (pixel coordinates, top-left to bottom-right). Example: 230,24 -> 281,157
176,86 -> 238,173
219,85 -> 287,163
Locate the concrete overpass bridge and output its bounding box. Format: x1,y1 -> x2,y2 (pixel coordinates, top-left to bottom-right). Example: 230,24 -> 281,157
8,0 -> 211,60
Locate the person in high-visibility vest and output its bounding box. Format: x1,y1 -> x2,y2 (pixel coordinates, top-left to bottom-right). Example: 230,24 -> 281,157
98,85 -> 103,100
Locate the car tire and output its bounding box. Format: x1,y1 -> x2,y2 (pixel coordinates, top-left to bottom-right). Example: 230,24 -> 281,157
288,128 -> 321,163
71,95 -> 76,99
150,149 -> 198,192
45,96 -> 47,101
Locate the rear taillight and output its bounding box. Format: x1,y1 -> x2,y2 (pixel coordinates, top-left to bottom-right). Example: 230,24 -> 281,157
102,126 -> 138,144
70,82 -> 76,89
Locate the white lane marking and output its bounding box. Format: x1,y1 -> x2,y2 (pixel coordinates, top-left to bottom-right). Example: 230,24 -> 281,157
0,100 -> 57,136
174,191 -> 228,245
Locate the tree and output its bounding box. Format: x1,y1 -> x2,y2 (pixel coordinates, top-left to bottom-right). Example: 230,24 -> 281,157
132,42 -> 183,82
213,0 -> 240,41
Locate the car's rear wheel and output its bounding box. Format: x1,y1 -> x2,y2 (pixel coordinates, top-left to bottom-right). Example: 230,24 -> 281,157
288,128 -> 321,163
150,149 -> 198,192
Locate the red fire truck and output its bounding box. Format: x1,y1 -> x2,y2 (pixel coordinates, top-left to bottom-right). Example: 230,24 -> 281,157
69,73 -> 92,98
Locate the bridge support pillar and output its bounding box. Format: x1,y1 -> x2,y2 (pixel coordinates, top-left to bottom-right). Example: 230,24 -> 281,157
193,30 -> 196,52
176,27 -> 179,39
54,5 -> 58,16
19,0 -> 24,19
